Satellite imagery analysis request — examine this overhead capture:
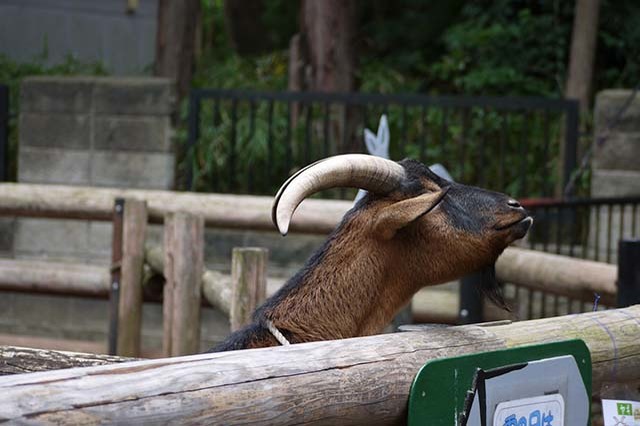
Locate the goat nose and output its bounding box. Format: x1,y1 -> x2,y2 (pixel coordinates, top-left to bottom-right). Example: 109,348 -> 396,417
507,199 -> 521,208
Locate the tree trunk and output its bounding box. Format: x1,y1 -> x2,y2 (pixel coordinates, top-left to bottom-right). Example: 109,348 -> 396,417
155,0 -> 201,103
565,0 -> 601,113
301,0 -> 356,93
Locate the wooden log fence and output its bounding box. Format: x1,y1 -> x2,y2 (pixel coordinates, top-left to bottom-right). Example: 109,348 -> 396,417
0,305 -> 637,424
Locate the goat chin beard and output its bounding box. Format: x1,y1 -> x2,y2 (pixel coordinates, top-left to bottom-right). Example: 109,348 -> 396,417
478,263 -> 510,311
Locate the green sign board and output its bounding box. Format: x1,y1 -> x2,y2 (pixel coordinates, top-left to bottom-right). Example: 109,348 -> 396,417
408,340 -> 591,425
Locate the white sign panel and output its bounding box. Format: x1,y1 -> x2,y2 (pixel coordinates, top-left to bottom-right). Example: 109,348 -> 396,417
602,399 -> 640,426
493,394 -> 564,426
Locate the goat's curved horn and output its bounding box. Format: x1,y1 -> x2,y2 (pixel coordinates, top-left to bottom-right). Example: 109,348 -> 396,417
272,154 -> 406,235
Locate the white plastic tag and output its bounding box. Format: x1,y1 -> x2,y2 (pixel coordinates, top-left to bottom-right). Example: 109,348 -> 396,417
602,399 -> 640,426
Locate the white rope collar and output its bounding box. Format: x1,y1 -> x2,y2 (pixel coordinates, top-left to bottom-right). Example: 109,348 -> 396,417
265,320 -> 291,346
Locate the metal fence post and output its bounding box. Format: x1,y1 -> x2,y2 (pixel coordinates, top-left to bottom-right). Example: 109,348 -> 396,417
617,239 -> 640,307
0,84 -> 8,182
459,272 -> 484,324
563,100 -> 579,198
108,198 -> 125,355
185,92 -> 201,190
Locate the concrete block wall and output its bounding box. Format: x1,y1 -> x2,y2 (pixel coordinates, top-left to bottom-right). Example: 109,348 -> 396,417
589,90 -> 640,262
592,89 -> 640,197
16,76 -> 175,263
1,76 -> 177,352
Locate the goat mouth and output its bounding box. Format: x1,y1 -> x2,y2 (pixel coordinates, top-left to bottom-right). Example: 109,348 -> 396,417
494,216 -> 533,231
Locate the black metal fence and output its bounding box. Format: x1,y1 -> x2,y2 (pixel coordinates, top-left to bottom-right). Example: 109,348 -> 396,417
501,196 -> 640,320
186,89 -> 579,199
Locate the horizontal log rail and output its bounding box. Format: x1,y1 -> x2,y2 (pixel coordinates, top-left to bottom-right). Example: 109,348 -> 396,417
496,247 -> 617,305
0,246 -> 617,315
0,183 -> 349,233
0,305 -> 637,424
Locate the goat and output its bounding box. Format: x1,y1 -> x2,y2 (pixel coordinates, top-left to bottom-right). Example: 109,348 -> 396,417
210,154 -> 532,351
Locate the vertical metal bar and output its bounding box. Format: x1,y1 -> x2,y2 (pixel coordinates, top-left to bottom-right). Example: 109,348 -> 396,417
341,105 -> 348,154
477,108 -> 487,187
266,101 -> 274,188
606,204 -> 613,263
210,99 -> 220,192
527,289 -> 534,320
555,206 -> 562,255
563,101 -> 579,197
419,106 -> 427,163
247,101 -> 256,193
633,203 -> 638,238
543,206 -> 550,253
553,294 -> 559,317
108,198 -> 125,356
498,112 -> 507,190
323,102 -> 330,158
617,239 -> 640,307
581,205 -> 589,259
440,108 -> 448,165
402,105 -> 408,157
305,103 -> 312,164
541,293 -> 547,318
0,84 -> 8,181
286,102 -> 292,175
519,112 -> 529,197
460,109 -> 469,181
595,205 -> 601,261
459,272 -> 484,324
542,111 -> 551,197
185,92 -> 201,190
229,99 -> 238,193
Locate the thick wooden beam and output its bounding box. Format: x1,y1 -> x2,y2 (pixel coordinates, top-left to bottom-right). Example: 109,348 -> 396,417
163,213 -> 204,356
0,306 -> 637,424
116,200 -> 148,357
230,248 -> 268,331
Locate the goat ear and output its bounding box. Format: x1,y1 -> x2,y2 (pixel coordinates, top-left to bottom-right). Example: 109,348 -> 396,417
372,188 -> 448,240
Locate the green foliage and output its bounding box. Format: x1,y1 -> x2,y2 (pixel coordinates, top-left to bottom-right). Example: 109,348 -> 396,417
0,51 -> 107,180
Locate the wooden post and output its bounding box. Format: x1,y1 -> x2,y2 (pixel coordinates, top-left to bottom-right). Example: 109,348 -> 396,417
163,212 -> 204,356
116,199 -> 148,357
230,247 -> 268,332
